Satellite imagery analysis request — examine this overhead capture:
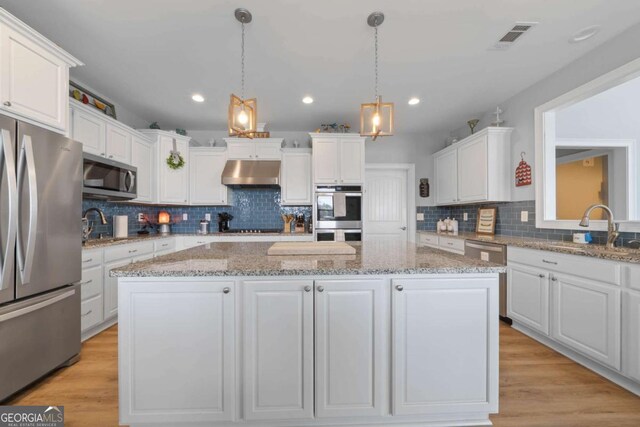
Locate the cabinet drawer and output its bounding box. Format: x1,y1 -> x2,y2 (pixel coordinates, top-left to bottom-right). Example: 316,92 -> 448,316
81,295 -> 104,332
439,236 -> 465,253
624,265 -> 640,291
182,236 -> 219,249
80,265 -> 103,301
154,238 -> 176,253
508,247 -> 620,286
104,241 -> 154,263
418,233 -> 439,247
82,249 -> 102,268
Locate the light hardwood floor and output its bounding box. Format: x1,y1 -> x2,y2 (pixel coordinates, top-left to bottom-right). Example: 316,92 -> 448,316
7,323 -> 640,426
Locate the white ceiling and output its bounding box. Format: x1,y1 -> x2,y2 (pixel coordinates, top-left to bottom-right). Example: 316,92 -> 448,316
4,0 -> 640,134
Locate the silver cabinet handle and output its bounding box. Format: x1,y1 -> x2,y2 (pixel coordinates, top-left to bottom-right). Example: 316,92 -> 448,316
0,128 -> 17,292
538,274 -> 545,278
317,286 -> 324,292
128,249 -> 138,253
3,101 -> 11,106
17,134 -> 38,286
304,285 -> 312,292
551,276 -> 558,282
81,309 -> 93,317
83,258 -> 93,263
542,259 -> 558,265
396,285 -> 404,291
223,287 -> 230,294
80,279 -> 93,285
400,226 -> 407,230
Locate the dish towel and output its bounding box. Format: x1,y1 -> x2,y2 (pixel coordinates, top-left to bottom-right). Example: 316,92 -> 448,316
334,193 -> 347,217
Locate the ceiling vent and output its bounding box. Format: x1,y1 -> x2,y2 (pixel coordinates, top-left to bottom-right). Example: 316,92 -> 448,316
490,22 -> 538,50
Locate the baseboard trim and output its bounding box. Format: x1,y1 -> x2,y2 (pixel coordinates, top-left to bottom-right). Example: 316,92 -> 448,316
81,316 -> 117,342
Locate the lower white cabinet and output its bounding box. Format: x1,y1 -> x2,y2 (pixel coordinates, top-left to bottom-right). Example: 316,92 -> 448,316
103,259 -> 130,320
391,277 -> 498,416
314,279 -> 387,418
551,273 -> 621,370
507,262 -> 550,335
242,280 -> 314,421
623,290 -> 640,382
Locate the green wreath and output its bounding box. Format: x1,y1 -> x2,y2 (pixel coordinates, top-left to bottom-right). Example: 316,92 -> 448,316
166,153 -> 185,170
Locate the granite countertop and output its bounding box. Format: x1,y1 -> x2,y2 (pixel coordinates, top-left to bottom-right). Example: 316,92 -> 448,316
418,230 -> 640,264
111,241 -> 506,278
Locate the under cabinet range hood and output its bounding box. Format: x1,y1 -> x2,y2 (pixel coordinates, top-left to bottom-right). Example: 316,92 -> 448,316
221,160 -> 281,186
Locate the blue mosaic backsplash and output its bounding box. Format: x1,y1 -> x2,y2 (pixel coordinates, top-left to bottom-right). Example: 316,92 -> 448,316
83,187 -> 311,237
417,200 -> 639,247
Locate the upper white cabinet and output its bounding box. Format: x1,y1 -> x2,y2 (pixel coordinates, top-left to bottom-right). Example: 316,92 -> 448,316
433,127 -> 513,205
0,9 -> 82,133
224,138 -> 282,160
281,149 -> 312,205
189,148 -> 228,206
310,133 -> 365,185
105,123 -> 131,164
130,136 -> 153,203
139,130 -> 191,205
70,105 -> 106,156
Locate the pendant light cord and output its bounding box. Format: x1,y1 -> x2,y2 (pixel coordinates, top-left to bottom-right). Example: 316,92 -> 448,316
241,20 -> 245,100
374,24 -> 379,100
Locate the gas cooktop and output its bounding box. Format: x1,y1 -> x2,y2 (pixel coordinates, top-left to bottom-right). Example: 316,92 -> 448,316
222,229 -> 282,234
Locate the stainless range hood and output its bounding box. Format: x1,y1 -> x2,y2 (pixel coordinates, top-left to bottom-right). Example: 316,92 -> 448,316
221,160 -> 281,186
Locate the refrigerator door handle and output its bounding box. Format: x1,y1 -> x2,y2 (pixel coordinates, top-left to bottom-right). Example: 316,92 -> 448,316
0,129 -> 18,291
16,134 -> 38,286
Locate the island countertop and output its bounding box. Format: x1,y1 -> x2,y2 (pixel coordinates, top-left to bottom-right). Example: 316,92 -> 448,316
111,240 -> 505,277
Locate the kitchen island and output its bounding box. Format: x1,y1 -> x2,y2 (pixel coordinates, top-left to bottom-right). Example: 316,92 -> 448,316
113,241 -> 504,427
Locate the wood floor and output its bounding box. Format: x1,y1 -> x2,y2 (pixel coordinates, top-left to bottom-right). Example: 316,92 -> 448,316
7,323 -> 640,427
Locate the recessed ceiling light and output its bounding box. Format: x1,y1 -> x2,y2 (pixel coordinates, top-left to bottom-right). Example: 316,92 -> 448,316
302,96 -> 314,104
570,25 -> 601,43
408,97 -> 420,105
192,94 -> 205,103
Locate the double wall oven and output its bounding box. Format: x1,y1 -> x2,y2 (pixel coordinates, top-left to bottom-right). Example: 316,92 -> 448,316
315,185 -> 362,241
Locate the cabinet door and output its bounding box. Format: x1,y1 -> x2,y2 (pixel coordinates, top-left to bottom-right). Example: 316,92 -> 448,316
392,277 -> 498,416
71,107 -> 106,156
434,149 -> 458,205
623,290 -> 640,382
227,141 -> 255,159
189,150 -> 228,205
339,138 -> 365,184
131,137 -> 153,202
315,280 -> 388,418
281,152 -> 312,205
243,280 -> 314,421
0,26 -> 68,131
507,263 -> 550,335
457,135 -> 488,202
551,274 -> 621,370
313,138 -> 340,184
119,281 -> 235,424
105,124 -> 131,164
158,136 -> 189,204
254,142 -> 281,160
103,259 -> 131,319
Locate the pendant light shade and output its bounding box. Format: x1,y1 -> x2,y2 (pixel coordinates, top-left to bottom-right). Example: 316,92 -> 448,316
228,8 -> 257,138
360,12 -> 394,141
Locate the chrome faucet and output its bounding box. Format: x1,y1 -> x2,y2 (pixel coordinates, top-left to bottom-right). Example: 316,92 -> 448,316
82,207 -> 108,242
578,204 -> 619,249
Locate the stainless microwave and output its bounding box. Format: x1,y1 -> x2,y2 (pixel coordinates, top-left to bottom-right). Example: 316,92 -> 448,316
82,153 -> 137,200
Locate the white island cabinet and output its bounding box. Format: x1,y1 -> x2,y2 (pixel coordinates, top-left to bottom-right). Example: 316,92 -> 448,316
115,241 -> 501,427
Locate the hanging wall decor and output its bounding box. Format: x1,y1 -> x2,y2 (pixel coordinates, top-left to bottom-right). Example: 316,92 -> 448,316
228,8 -> 257,138
515,151 -> 532,187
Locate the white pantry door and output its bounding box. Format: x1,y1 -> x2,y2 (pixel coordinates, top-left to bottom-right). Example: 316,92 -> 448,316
364,167 -> 408,241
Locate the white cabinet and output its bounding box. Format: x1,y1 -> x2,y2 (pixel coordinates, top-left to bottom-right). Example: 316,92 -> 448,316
71,106 -> 106,156
314,279 -> 387,418
242,280 -> 314,421
130,136 -> 153,202
415,232 -> 465,255
311,134 -> 365,185
0,10 -> 82,132
391,277 -> 498,416
103,258 -> 130,320
119,281 -> 236,425
623,290 -> 640,382
189,148 -> 228,205
433,127 -> 513,206
281,150 -> 312,205
551,273 -> 621,370
224,138 -> 282,160
105,124 -> 131,164
507,263 -> 550,335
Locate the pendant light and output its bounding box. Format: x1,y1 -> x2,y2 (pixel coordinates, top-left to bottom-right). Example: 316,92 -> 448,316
360,12 -> 394,141
228,8 -> 257,138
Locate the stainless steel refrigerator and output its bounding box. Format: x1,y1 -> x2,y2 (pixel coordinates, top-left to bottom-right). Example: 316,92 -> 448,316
0,114 -> 82,401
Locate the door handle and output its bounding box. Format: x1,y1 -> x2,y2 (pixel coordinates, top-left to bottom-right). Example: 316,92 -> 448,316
17,134 -> 38,286
125,170 -> 135,192
0,129 -> 18,291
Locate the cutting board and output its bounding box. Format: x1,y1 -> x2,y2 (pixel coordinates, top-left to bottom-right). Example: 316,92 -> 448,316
267,242 -> 356,255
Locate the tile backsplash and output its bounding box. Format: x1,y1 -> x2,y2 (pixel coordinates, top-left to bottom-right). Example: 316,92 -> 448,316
417,200 -> 639,247
83,187 -> 311,237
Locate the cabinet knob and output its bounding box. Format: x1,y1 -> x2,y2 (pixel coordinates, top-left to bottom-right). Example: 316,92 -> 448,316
3,101 -> 11,107
551,276 -> 558,282
223,287 -> 231,294
304,285 -> 312,292
538,274 -> 545,278
400,226 -> 407,230
317,286 -> 324,292
109,155 -> 114,158
101,153 -> 105,156
396,285 -> 404,291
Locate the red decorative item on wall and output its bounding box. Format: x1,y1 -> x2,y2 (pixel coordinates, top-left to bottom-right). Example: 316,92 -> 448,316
515,152 -> 532,187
